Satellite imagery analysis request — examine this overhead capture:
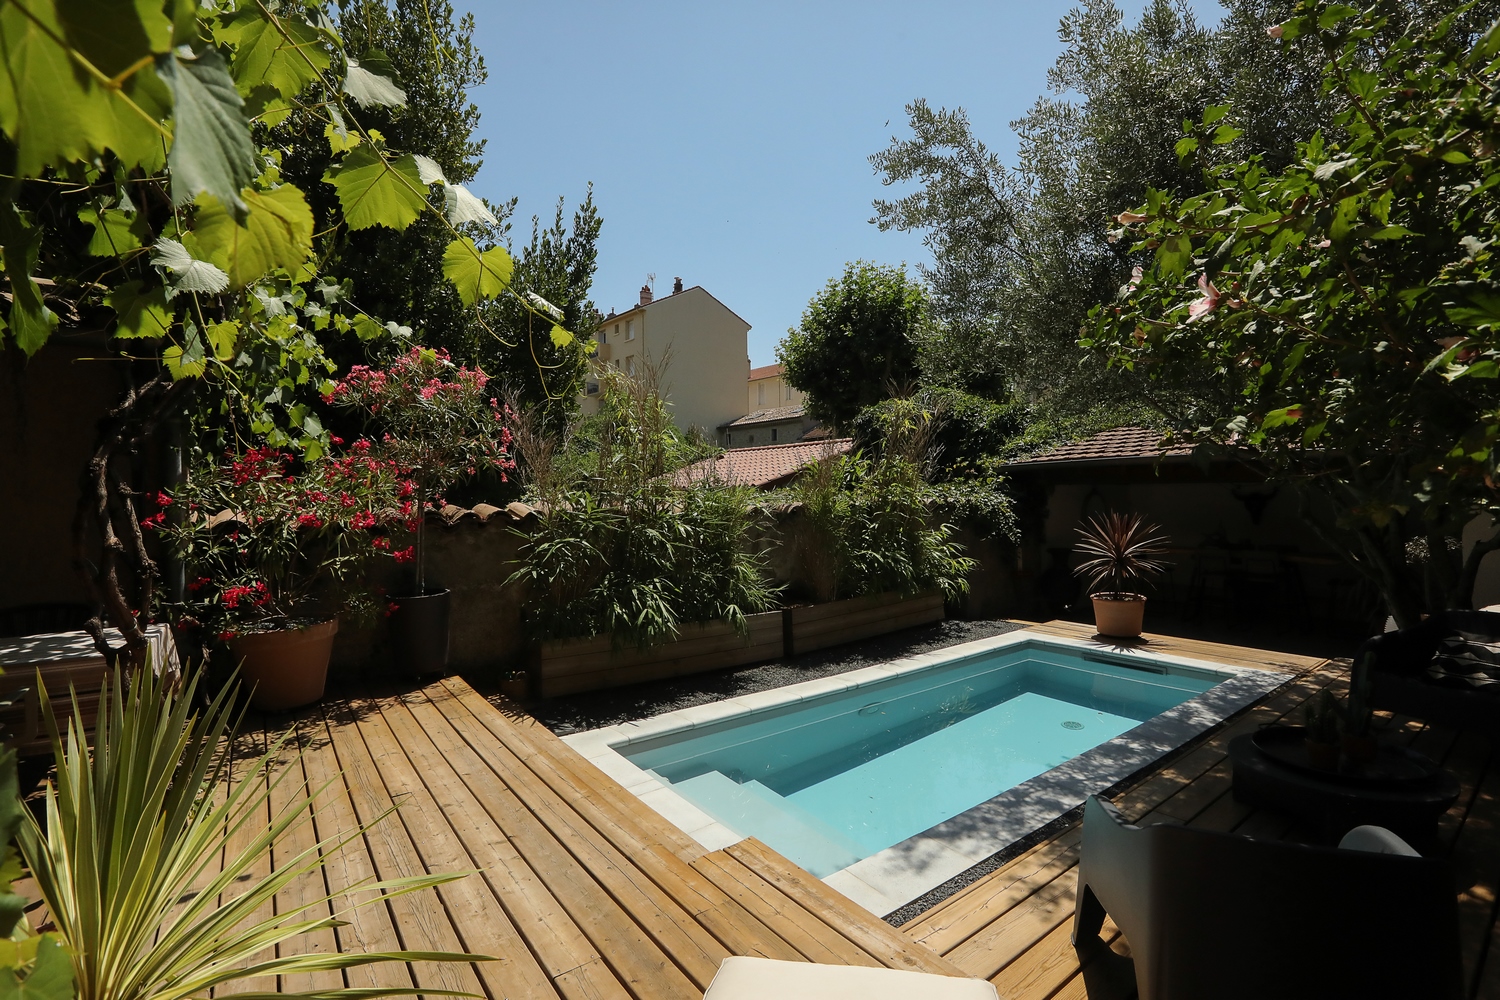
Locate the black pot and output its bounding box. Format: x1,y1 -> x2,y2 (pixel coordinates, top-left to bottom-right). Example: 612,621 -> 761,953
389,588 -> 451,677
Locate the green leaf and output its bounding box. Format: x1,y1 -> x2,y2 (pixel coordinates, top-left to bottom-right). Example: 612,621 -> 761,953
205,319 -> 239,360
159,47 -> 256,216
1212,124 -> 1243,145
1440,149 -> 1473,165
0,933 -> 73,1000
193,186 -> 314,288
1202,104 -> 1230,125
218,8 -> 329,99
343,55 -> 406,108
1460,359 -> 1499,379
77,206 -> 152,256
322,146 -> 428,231
324,120 -> 360,154
1318,4 -> 1359,29
443,183 -> 497,226
441,238 -> 514,307
1329,196 -> 1360,244
1155,233 -> 1191,280
0,0 -> 171,176
162,327 -> 207,379
350,314 -> 384,341
1174,135 -> 1199,159
1368,225 -> 1417,240
549,324 -> 574,348
1262,405 -> 1304,428
0,208 -> 57,355
105,281 -> 171,339
150,238 -> 230,296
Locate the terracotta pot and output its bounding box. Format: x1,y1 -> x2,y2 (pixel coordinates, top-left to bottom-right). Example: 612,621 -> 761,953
1091,594 -> 1146,638
1305,739 -> 1341,771
227,619 -> 338,711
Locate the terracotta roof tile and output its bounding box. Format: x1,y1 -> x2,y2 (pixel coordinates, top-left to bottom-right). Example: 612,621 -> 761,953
1009,426 -> 1193,467
748,363 -> 784,381
674,439 -> 853,489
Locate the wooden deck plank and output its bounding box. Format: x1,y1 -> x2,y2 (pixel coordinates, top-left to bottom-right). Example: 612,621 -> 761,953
350,694 -> 624,1000
377,691 -> 703,998
425,681 -> 824,963
292,711 -> 417,995
217,727 -> 279,996
319,698 -> 489,1000
264,716 -> 342,995
725,838 -> 970,977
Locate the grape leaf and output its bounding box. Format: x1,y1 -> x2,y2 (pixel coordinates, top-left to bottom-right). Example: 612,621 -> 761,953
413,154 -> 446,185
0,210 -> 57,355
444,183 -> 497,226
150,238 -> 230,295
0,0 -> 170,175
343,55 -> 406,108
350,314 -> 383,341
549,324 -> 574,348
442,238 -> 513,307
163,325 -> 207,379
325,120 -> 360,154
159,47 -> 256,216
193,186 -> 314,288
205,319 -> 239,360
105,281 -> 171,339
218,8 -> 329,99
77,206 -> 152,256
0,933 -> 73,1000
322,146 -> 427,231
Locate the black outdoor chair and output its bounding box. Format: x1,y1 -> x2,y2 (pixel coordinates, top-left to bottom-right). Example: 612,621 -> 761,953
1353,609 -> 1500,736
1072,796 -> 1462,1000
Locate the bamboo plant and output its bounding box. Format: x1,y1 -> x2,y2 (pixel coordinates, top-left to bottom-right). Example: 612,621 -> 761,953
19,666 -> 487,1000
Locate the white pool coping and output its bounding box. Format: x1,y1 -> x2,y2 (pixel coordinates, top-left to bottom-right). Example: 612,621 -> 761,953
562,628 -> 1291,918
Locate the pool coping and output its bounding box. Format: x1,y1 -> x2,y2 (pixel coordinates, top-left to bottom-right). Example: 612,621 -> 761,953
562,627 -> 1292,917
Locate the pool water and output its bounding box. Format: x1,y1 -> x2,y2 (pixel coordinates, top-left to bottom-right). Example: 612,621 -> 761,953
624,646 -> 1220,876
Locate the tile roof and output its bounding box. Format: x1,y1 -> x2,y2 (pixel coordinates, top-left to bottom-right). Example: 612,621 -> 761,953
1009,426 -> 1194,467
748,363 -> 784,381
721,404 -> 806,429
674,439 -> 853,489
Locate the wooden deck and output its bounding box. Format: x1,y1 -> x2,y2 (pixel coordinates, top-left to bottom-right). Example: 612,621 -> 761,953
225,622 -> 1498,999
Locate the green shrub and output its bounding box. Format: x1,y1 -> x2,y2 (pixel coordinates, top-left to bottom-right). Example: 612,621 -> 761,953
850,388 -> 1025,480
509,366 -> 778,646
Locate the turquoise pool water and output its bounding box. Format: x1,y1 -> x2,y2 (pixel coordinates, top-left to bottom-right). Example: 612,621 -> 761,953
623,646 -> 1221,876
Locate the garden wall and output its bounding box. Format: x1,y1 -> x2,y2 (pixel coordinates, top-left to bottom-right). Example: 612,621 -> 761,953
329,502 -> 1021,686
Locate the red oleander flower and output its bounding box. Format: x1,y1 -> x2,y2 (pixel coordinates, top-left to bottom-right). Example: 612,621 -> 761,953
298,513 -> 324,529
155,491 -> 174,508
393,545 -> 415,563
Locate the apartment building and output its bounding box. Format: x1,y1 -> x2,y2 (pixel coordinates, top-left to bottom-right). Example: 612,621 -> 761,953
746,363 -> 804,412
581,278 -> 751,437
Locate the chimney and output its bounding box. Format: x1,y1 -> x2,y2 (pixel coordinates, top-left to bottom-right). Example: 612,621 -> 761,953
672,276 -> 683,294
639,284 -> 653,307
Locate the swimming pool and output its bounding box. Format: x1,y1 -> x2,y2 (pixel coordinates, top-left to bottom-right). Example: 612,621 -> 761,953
564,630 -> 1287,915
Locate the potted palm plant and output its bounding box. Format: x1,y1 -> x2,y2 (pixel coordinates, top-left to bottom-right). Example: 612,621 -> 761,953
327,346 -> 515,675
1072,511 -> 1171,638
156,444 -> 410,709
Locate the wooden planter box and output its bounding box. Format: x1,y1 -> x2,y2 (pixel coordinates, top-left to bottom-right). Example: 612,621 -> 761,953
785,590 -> 945,657
533,611 -> 784,698
0,625 -> 178,755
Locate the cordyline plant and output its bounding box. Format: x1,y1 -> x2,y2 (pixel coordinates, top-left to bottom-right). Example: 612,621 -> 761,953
1085,0 -> 1500,625
1073,512 -> 1171,598
156,444 -> 420,637
327,346 -> 515,593
19,665 -> 487,1000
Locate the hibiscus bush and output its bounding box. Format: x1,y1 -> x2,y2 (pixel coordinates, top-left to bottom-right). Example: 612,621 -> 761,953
156,445 -> 420,636
327,346 -> 515,590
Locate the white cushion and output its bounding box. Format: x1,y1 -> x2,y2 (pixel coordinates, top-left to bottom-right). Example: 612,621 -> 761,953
702,957 -> 998,1000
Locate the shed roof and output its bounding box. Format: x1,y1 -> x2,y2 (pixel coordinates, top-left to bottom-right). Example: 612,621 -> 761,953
721,404 -> 807,429
1009,426 -> 1194,468
674,438 -> 853,489
748,363 -> 784,381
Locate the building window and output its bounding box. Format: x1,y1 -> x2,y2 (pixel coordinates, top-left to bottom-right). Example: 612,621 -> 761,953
627,356 -> 636,376
585,382 -> 599,395
771,428 -> 778,442
757,382 -> 766,406
625,320 -> 635,340
613,323 -> 620,338
599,329 -> 606,344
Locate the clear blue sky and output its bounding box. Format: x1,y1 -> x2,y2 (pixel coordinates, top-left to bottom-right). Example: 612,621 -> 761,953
461,1 -> 1223,367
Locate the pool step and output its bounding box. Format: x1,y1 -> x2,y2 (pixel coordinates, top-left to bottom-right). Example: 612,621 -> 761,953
669,770 -> 866,877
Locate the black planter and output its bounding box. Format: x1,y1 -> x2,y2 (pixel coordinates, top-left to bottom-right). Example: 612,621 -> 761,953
389,588 -> 451,677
